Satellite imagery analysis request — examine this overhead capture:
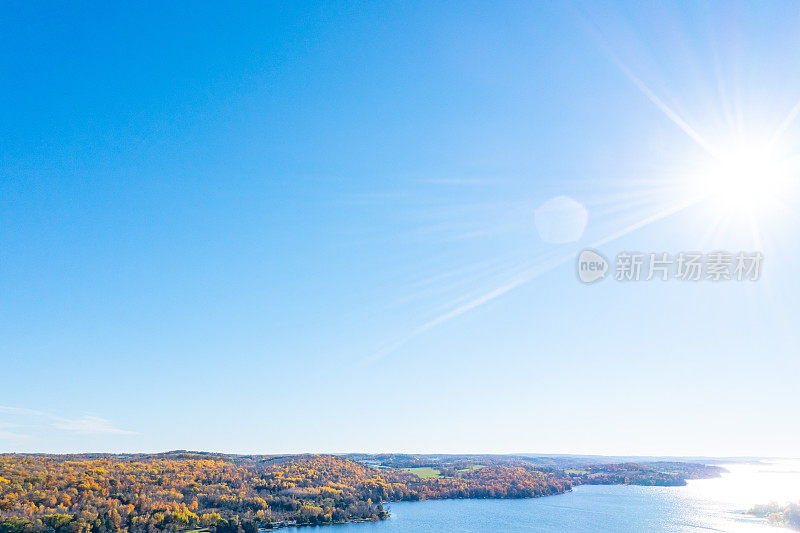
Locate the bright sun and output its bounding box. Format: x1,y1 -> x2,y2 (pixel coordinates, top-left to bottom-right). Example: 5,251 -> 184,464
694,142 -> 795,214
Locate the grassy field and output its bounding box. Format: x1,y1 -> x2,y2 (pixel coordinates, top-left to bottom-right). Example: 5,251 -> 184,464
403,467 -> 441,479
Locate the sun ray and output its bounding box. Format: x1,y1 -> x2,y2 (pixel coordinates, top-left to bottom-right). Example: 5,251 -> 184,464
616,64 -> 720,159
697,213 -> 728,250
745,209 -> 764,250
359,196 -> 704,365
771,97 -> 800,143
358,18 -> 800,367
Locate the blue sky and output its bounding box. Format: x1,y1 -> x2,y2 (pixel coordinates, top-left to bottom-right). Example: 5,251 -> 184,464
2,1 -> 799,456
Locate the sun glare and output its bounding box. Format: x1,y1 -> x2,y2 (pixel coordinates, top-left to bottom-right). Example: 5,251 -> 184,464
693,142 -> 795,214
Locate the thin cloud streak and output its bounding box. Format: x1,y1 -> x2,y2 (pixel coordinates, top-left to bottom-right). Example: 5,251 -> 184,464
52,416 -> 136,435
0,422 -> 31,441
0,405 -> 137,436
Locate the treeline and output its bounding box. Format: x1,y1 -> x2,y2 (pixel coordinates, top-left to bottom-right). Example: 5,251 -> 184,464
570,463 -> 687,486
0,452 -> 724,533
570,462 -> 724,487
0,453 -> 571,533
346,454 -> 724,488
748,501 -> 800,530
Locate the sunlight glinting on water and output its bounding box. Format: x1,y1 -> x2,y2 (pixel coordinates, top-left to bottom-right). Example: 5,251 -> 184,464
648,460 -> 800,532
287,461 -> 800,532
687,461 -> 800,508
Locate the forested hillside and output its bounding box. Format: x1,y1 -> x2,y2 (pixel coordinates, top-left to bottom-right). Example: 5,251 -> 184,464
0,452 -> 572,533
0,452 -> 723,532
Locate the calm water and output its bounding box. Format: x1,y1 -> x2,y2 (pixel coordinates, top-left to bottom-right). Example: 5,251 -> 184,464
289,461 -> 800,532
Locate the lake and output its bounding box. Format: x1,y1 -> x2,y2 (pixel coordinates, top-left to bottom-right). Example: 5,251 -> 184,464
288,461 -> 800,532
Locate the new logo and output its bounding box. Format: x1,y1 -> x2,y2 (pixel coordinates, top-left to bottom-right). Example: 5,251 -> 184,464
577,249 -> 608,283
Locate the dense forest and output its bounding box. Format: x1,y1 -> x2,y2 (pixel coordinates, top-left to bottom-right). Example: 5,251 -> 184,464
0,452 -> 721,533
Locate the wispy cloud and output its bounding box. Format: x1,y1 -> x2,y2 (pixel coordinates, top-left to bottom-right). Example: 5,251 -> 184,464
0,405 -> 47,417
0,422 -> 31,441
0,405 -> 137,437
52,416 -> 136,435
